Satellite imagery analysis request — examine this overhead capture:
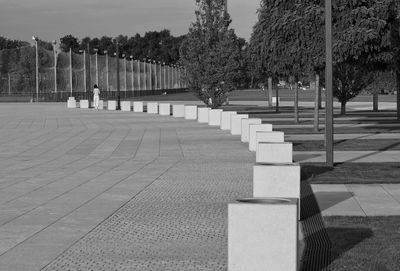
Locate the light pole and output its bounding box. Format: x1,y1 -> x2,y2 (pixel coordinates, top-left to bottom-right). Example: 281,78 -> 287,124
143,58 -> 147,91
87,43 -> 91,94
122,54 -> 127,92
325,0 -> 334,167
163,62 -> 166,90
32,36 -> 39,102
130,56 -> 134,93
94,48 -> 99,86
69,48 -> 73,95
52,40 -> 57,93
149,59 -> 152,91
115,39 -> 120,110
137,60 -> 140,91
79,50 -> 86,93
104,50 -> 109,95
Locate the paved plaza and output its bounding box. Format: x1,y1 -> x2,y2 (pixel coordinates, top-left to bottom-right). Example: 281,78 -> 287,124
0,103 -> 399,270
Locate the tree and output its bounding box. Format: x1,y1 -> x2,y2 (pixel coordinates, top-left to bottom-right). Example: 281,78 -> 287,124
180,0 -> 244,108
60,34 -> 79,52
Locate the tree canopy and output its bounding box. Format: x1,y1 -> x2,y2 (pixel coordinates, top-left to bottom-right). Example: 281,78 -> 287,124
180,0 -> 244,108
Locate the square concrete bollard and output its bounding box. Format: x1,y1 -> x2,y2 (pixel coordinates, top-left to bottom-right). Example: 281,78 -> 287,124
253,131 -> 285,151
256,142 -> 293,164
159,103 -> 171,116
248,125 -> 275,151
98,100 -> 104,110
147,102 -> 158,114
272,97 -> 281,105
133,101 -> 144,112
108,100 -> 117,110
241,118 -> 262,142
231,114 -> 249,135
184,105 -> 197,120
229,198 -> 299,271
80,100 -> 89,109
220,111 -> 236,130
121,101 -> 132,111
198,107 -> 210,123
209,109 -> 223,126
253,163 -> 301,218
172,104 -> 185,117
67,97 -> 76,108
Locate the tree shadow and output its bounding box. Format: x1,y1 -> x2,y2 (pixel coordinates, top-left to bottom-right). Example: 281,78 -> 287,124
301,164 -> 334,182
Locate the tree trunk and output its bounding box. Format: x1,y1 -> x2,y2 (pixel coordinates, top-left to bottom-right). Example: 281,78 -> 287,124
314,74 -> 320,132
340,101 -> 346,115
268,77 -> 273,107
276,87 -> 279,113
294,82 -> 299,124
373,92 -> 378,112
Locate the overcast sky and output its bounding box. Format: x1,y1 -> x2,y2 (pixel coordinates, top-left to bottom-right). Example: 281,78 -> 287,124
0,0 -> 260,43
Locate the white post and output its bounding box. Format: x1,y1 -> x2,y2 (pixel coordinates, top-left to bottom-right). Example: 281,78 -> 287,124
159,62 -> 162,90
144,61 -> 147,91
149,61 -> 152,91
69,48 -> 73,95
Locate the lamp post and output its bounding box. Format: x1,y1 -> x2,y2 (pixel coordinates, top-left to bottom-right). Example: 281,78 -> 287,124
115,39 -> 120,110
325,0 -> 334,167
104,50 -> 109,95
122,54 -> 127,92
94,48 -> 99,86
52,40 -> 57,93
87,43 -> 91,94
130,56 -> 134,93
32,36 -> 39,102
79,49 -> 86,93
149,59 -> 152,91
143,58 -> 147,91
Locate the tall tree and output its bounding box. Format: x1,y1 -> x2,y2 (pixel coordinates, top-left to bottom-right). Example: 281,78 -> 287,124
180,0 -> 244,108
60,34 -> 80,52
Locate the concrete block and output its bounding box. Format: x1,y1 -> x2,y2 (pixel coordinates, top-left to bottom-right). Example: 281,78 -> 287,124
184,105 -> 197,120
172,104 -> 185,117
253,163 -> 301,219
256,142 -> 293,164
229,198 -> 299,271
220,111 -> 236,130
208,109 -> 223,126
241,118 -> 262,142
198,107 -> 210,123
159,103 -> 171,116
272,97 -> 281,104
254,162 -> 300,200
133,101 -> 144,112
147,102 -> 158,114
230,114 -> 248,135
79,100 -> 89,109
252,131 -> 285,151
67,98 -> 76,108
108,100 -> 117,110
248,125 -> 276,151
121,101 -> 131,111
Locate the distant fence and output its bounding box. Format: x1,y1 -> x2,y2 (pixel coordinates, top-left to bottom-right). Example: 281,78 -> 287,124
0,45 -> 187,102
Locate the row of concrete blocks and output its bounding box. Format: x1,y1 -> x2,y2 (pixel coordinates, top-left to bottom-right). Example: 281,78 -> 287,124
70,98 -> 300,270
125,101 -> 301,270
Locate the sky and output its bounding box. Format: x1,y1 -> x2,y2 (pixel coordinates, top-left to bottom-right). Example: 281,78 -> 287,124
0,0 -> 260,43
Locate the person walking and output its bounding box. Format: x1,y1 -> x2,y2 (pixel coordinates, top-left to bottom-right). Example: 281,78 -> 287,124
93,84 -> 100,110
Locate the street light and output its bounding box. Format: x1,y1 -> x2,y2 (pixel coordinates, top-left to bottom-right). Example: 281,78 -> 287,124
52,40 -> 57,93
32,36 -> 39,103
93,48 -> 99,86
104,50 -> 109,95
130,56 -> 134,93
114,39 -> 121,110
79,49 -> 86,93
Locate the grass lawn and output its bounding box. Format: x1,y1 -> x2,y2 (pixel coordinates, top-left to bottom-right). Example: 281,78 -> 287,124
302,163 -> 400,184
324,216 -> 400,271
293,139 -> 400,151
